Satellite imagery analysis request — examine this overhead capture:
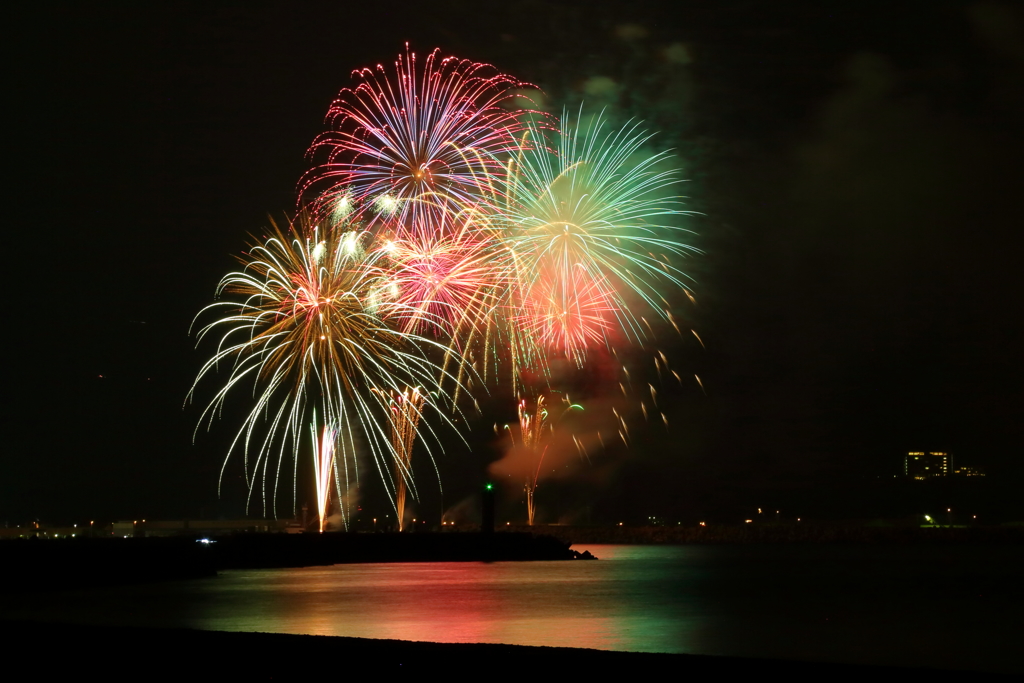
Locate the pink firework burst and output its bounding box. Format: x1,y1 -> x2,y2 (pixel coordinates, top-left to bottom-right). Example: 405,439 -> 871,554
377,211 -> 503,339
301,46 -> 536,228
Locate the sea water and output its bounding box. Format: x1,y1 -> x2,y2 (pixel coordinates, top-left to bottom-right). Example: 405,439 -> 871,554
3,543 -> 1020,672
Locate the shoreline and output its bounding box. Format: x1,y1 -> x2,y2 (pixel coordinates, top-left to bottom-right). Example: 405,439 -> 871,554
0,620 -> 1004,678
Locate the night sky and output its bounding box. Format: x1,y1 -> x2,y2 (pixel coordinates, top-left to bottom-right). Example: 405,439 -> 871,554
6,1 -> 1021,525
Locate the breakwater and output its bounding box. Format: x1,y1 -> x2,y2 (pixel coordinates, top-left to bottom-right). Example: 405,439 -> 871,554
0,532 -> 585,592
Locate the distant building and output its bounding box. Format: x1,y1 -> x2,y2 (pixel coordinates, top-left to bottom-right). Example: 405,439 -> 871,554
905,452 -> 951,480
954,466 -> 986,478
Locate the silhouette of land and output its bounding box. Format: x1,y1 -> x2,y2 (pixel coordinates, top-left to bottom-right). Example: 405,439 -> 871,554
0,532 -> 588,592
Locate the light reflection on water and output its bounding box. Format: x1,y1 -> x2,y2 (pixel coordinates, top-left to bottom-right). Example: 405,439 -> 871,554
175,545 -> 702,654
3,544 -> 1020,672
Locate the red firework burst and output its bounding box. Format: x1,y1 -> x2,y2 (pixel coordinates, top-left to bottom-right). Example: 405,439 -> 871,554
516,260 -> 618,362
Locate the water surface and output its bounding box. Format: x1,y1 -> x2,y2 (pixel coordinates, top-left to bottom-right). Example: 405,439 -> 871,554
3,544 -> 1020,672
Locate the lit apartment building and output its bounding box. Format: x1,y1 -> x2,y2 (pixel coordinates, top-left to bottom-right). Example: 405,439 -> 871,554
905,451 -> 951,480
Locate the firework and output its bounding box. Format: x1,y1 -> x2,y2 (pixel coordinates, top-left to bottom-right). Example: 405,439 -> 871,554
499,111 -> 697,364
386,387 -> 426,531
516,261 -> 616,363
300,46 -> 535,228
193,48 -> 700,525
376,207 -> 503,340
189,215 -> 452,524
373,200 -> 522,405
310,419 -> 337,533
508,396 -> 588,525
514,395 -> 549,526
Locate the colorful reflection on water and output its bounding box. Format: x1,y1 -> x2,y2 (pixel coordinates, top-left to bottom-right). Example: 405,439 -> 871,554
3,544 -> 1020,672
175,545 -> 702,654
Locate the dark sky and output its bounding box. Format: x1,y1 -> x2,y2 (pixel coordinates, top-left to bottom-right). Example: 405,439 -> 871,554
6,1 -> 1022,525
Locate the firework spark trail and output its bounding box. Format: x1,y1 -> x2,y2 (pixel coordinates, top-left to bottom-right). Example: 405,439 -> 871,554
189,215 -> 458,522
310,419 -> 338,532
502,395 -> 586,525
386,387 -> 425,531
515,395 -> 549,526
300,46 -> 537,229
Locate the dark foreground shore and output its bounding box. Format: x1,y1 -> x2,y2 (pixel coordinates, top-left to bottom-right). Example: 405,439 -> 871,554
0,620 -> 1008,679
